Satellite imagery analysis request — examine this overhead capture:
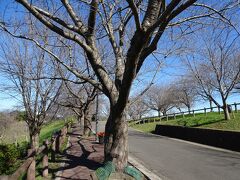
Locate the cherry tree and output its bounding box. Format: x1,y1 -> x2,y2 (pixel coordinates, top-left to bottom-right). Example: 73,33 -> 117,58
1,0 -> 238,170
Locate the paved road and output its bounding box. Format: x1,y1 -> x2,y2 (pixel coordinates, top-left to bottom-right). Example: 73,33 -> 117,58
93,121 -> 240,180
129,128 -> 240,180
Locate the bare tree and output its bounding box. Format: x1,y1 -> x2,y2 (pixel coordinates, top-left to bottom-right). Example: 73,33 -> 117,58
58,82 -> 97,136
171,77 -> 197,112
144,85 -> 175,118
128,96 -> 149,120
192,79 -> 215,111
185,30 -> 240,120
0,38 -> 62,149
1,0 -> 238,170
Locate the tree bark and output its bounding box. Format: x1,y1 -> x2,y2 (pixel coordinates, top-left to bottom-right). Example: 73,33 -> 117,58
209,100 -> 213,112
30,132 -> 39,149
223,103 -> 231,120
83,107 -> 92,136
158,110 -> 161,118
80,114 -> 84,128
104,106 -> 128,171
83,117 -> 92,136
162,110 -> 167,116
77,109 -> 85,129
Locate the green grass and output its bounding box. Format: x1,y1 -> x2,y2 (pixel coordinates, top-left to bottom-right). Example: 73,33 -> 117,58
35,135 -> 70,180
39,120 -> 66,144
0,119 -> 73,178
132,122 -> 159,133
131,111 -> 240,133
19,123 -> 71,180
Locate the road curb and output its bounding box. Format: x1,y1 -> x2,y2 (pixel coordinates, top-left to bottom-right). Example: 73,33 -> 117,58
128,155 -> 163,180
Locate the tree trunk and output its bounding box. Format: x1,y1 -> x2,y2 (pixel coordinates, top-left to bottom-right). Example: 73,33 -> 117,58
84,117 -> 92,136
83,107 -> 92,136
30,132 -> 39,149
177,107 -> 182,112
158,110 -> 161,118
77,115 -> 81,126
80,114 -> 84,128
223,104 -> 231,120
209,100 -> 213,112
104,107 -> 128,172
162,110 -> 167,116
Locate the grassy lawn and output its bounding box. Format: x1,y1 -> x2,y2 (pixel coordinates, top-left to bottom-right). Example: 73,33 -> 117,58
39,120 -> 67,144
131,111 -> 240,133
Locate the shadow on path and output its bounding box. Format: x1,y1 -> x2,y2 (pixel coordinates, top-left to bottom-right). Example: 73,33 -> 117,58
52,125 -> 104,180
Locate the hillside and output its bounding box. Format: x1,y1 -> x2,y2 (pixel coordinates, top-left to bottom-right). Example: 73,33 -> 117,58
131,112 -> 240,133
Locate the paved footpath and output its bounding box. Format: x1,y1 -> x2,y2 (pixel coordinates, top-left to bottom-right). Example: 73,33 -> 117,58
55,124 -> 104,180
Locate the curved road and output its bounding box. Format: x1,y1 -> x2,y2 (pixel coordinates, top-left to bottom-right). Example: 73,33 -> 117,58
94,121 -> 240,180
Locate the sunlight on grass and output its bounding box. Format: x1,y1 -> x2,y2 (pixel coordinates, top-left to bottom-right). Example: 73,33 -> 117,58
39,120 -> 66,144
131,112 -> 240,133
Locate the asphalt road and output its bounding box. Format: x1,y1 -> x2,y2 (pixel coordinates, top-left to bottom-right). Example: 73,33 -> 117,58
93,121 -> 240,180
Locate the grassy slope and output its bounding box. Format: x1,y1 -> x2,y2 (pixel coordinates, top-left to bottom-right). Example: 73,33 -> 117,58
39,120 -> 66,144
1,119 -> 67,145
0,119 -> 68,176
131,112 -> 240,133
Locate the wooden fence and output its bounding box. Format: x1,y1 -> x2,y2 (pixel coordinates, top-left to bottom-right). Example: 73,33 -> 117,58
129,102 -> 240,125
0,124 -> 69,180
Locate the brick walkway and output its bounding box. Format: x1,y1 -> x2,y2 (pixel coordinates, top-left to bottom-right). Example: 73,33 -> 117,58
55,124 -> 104,180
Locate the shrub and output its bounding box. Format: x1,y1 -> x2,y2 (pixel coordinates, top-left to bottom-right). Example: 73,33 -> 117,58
0,142 -> 29,175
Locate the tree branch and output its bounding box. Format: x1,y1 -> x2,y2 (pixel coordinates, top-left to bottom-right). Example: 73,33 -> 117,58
126,0 -> 141,30
16,0 -> 92,53
61,0 -> 88,33
0,24 -> 103,92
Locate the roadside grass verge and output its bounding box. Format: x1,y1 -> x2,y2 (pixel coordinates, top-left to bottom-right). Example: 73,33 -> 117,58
131,112 -> 240,133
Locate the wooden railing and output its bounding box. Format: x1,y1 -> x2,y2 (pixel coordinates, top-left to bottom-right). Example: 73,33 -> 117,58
0,124 -> 70,180
129,102 -> 240,125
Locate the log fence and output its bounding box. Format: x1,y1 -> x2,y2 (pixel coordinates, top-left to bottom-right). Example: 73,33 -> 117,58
0,124 -> 70,180
129,102 -> 240,125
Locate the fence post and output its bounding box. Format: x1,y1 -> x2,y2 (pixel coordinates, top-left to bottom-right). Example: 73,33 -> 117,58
218,107 -> 221,114
51,136 -> 56,161
56,130 -> 63,153
42,140 -> 49,178
27,160 -> 35,180
27,149 -> 35,180
166,115 -> 168,121
174,113 -> 176,120
193,110 -> 195,117
204,108 -> 207,116
234,103 -> 237,113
